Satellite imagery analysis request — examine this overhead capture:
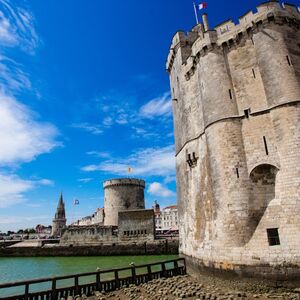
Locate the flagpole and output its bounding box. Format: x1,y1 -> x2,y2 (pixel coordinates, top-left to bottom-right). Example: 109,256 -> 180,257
193,3 -> 199,24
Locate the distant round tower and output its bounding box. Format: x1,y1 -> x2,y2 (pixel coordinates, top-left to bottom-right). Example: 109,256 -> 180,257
103,178 -> 145,226
51,193 -> 67,237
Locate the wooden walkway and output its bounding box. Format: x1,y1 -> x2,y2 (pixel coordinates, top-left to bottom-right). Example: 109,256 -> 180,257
0,258 -> 186,300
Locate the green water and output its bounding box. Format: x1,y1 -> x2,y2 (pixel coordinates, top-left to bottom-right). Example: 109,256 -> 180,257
0,255 -> 178,297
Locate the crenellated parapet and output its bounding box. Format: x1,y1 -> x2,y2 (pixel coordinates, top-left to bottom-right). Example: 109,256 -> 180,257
166,1 -> 300,75
103,178 -> 145,188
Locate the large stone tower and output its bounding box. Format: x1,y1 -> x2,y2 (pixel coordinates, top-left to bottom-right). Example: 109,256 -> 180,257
167,1 -> 300,279
103,178 -> 145,226
52,193 -> 67,237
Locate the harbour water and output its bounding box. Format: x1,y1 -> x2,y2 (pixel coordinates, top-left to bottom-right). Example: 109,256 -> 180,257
0,255 -> 178,297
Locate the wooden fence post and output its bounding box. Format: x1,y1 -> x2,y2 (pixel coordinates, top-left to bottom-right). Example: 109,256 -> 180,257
51,279 -> 57,300
161,263 -> 167,278
96,272 -> 101,291
24,283 -> 29,300
147,265 -> 152,282
74,275 -> 79,296
174,260 -> 179,275
114,270 -> 120,289
131,267 -> 136,285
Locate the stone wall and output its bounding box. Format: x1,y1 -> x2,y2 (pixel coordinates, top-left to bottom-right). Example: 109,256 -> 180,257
167,1 -> 300,279
0,239 -> 179,257
60,225 -> 118,246
118,209 -> 155,242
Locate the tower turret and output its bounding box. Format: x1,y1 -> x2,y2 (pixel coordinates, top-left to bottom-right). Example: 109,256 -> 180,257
51,193 -> 67,237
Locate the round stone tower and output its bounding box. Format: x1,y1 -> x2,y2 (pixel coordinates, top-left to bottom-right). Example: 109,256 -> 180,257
103,178 -> 145,226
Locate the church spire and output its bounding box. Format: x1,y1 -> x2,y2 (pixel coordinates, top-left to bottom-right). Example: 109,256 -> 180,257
52,193 -> 67,236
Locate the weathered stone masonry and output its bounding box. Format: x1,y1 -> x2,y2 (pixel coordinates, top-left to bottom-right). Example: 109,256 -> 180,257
167,1 -> 300,279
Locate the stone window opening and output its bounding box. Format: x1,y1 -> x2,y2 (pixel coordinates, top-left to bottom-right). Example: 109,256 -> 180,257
236,168 -> 240,179
229,89 -> 233,100
263,136 -> 269,156
252,68 -> 256,78
244,108 -> 251,119
267,228 -> 280,246
286,55 -> 292,66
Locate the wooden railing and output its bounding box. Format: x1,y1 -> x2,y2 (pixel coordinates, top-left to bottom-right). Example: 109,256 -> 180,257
0,258 -> 186,300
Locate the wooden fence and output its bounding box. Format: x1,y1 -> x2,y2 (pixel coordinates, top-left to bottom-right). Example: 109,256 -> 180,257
0,258 -> 186,300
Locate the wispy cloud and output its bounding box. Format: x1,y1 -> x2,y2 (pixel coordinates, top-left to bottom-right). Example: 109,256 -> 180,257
71,122 -> 103,135
82,145 -> 175,177
0,0 -> 39,54
78,178 -> 93,183
37,179 -> 54,186
0,174 -> 34,208
139,92 -> 172,119
0,174 -> 55,208
148,182 -> 175,198
86,151 -> 111,158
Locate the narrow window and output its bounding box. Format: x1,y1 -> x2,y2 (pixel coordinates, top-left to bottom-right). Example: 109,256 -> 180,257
145,230 -> 147,234
252,68 -> 256,78
263,136 -> 269,156
236,168 -> 240,179
267,228 -> 280,246
229,89 -> 233,100
286,55 -> 291,66
123,231 -> 126,235
244,109 -> 250,119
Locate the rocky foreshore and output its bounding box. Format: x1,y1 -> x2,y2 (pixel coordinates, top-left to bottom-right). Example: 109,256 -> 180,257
60,275 -> 300,300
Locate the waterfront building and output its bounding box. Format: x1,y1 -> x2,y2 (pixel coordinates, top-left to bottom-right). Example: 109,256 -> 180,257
73,208 -> 104,226
167,1 -> 300,279
35,224 -> 52,234
153,201 -> 178,232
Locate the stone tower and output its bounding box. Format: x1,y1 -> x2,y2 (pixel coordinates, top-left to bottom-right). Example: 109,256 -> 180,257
167,1 -> 300,279
103,178 -> 145,226
52,193 -> 67,237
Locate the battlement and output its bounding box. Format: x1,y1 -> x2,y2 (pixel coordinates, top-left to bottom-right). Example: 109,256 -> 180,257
166,1 -> 300,72
103,178 -> 145,188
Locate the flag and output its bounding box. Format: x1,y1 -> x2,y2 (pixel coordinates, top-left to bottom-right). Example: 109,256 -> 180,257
74,199 -> 79,205
198,2 -> 207,10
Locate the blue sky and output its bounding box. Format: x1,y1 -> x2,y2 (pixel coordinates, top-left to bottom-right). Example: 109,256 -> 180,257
0,0 -> 298,231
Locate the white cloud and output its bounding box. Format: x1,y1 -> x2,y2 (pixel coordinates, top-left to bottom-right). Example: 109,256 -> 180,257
82,145 -> 175,177
0,93 -> 59,166
0,55 -> 31,92
37,179 -> 54,186
148,182 -> 175,198
71,122 -> 103,135
0,1 -> 58,220
86,151 -> 111,158
0,174 -> 34,208
0,174 -> 56,208
78,178 -> 93,183
0,0 -> 39,53
102,116 -> 113,127
139,92 -> 172,119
